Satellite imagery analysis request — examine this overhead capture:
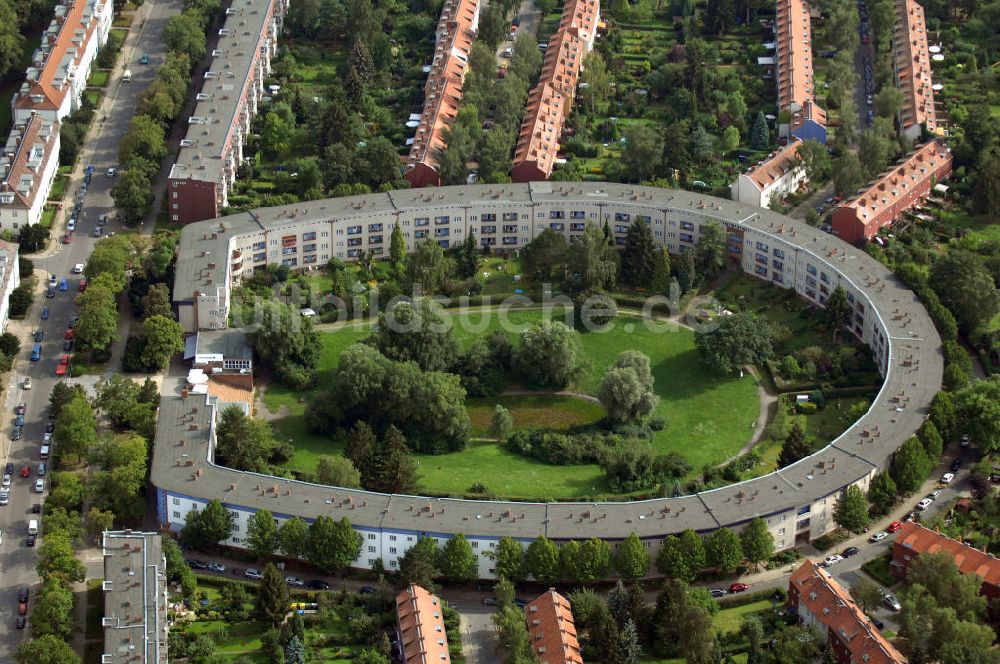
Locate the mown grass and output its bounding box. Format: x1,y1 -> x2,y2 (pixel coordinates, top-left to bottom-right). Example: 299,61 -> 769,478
268,309 -> 759,498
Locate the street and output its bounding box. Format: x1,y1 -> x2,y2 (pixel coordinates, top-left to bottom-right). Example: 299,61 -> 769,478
0,0 -> 179,656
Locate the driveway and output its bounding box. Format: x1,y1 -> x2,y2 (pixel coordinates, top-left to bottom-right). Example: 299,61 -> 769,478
456,603 -> 497,664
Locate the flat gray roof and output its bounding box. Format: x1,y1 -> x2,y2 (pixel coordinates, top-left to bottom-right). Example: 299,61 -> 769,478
168,0 -> 276,186
160,184 -> 943,541
195,328 -> 251,361
101,531 -> 167,664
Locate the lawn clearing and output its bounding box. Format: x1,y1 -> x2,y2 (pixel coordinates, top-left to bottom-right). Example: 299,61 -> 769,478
467,394 -> 604,437
713,599 -> 772,634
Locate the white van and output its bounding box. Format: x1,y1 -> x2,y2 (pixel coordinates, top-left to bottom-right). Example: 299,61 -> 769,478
122,69 -> 132,82
27,520 -> 38,535
39,444 -> 50,460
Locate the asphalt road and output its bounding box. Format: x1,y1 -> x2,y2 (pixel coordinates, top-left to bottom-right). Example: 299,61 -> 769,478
0,0 -> 178,655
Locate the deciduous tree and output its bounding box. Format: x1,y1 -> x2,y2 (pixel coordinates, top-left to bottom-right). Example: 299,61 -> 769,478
399,536 -> 438,588
614,533 -> 650,580
15,635 -> 80,664
494,536 -> 526,583
437,534 -> 478,581
695,312 -> 774,374
739,517 -> 774,571
526,535 -> 561,583
598,351 -> 659,424
931,250 -> 1000,332
247,508 -> 280,559
315,455 -> 361,487
368,298 -> 458,372
140,314 -> 184,370
833,485 -> 870,533
868,471 -> 898,515
279,517 -> 309,560
621,124 -> 664,182
256,563 -> 290,629
705,528 -> 742,573
514,322 -> 582,389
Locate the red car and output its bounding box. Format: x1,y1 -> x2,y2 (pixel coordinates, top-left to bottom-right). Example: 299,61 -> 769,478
55,354 -> 70,376
729,583 -> 750,593
62,234 -> 71,244
19,466 -> 30,478
77,279 -> 87,293
64,329 -> 75,340
18,601 -> 26,616
887,521 -> 903,533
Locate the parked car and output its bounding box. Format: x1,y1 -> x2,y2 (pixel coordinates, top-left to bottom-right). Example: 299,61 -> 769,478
0,490 -> 9,506
18,587 -> 28,602
37,463 -> 45,477
207,562 -> 226,573
17,601 -> 26,616
62,234 -> 71,244
10,427 -> 21,441
887,521 -> 903,533
34,479 -> 44,493
307,580 -> 330,590
843,546 -> 860,557
729,583 -> 749,593
870,531 -> 889,542
709,588 -> 727,598
872,619 -> 885,630
139,53 -> 149,65
45,422 -> 54,434
63,339 -> 73,352
185,559 -> 208,570
40,307 -> 49,320
961,434 -> 971,447
32,330 -> 43,342
2,474 -> 11,488
951,458 -> 962,472
73,263 -> 84,274
22,377 -> 31,390
285,576 -> 305,587
14,414 -> 23,427
483,597 -> 497,606
30,503 -> 40,514
107,167 -> 118,177
25,534 -> 35,546
358,586 -> 375,594
58,279 -> 67,292
823,555 -> 844,567
15,403 -> 25,415
941,472 -> 955,484
883,594 -> 901,611
244,568 -> 263,580
20,466 -> 30,478
64,329 -> 75,340
917,497 -> 934,510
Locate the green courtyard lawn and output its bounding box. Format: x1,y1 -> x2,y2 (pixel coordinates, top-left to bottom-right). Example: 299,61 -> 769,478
266,307 -> 759,499
87,69 -> 109,87
467,394 -> 604,436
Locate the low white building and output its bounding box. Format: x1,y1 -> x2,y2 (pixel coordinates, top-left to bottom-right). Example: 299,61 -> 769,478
730,140 -> 807,209
12,0 -> 112,123
0,240 -> 20,333
0,115 -> 60,232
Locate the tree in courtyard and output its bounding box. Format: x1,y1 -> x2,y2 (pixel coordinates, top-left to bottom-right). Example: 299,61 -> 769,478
778,421 -> 811,468
163,10 -> 207,62
344,422 -> 377,484
215,405 -> 278,473
405,239 -> 454,295
705,528 -> 742,573
219,581 -> 251,622
621,124 -> 664,182
370,425 -> 419,494
389,222 -> 406,271
833,485 -> 870,533
917,420 -> 943,461
598,351 -> 659,424
437,534 -> 478,581
526,535 -> 561,583
456,231 -> 480,279
614,533 -> 650,580
315,454 -> 361,487
399,537 -> 438,589
568,223 -> 618,293
694,221 -> 726,279
285,635 -> 305,664
891,436 -> 932,493
29,579 -> 75,640
493,536 -> 526,583
750,112 -> 769,150
740,517 -> 774,571
907,551 -> 987,621
833,152 -> 865,198
490,404 -> 513,442
36,532 -> 85,583
140,283 -> 174,320
694,312 -> 774,375
825,285 -> 852,342
795,139 -> 832,182
514,322 -> 582,389
956,376 -> 1000,454
15,636 -> 80,664
721,125 -> 740,153
199,499 -> 235,547
368,298 -> 459,372
256,563 -> 290,629
279,517 -> 309,560
621,219 -> 657,287
973,146 -> 1000,221
140,314 -> 184,370
929,391 -> 958,441
249,300 -> 320,389
519,229 -> 567,283
931,250 -> 1000,333
247,508 -> 280,559
851,577 -> 883,615
867,471 -> 898,516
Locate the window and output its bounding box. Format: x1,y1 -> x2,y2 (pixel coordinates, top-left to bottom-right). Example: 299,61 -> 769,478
172,498 -> 180,505
253,241 -> 265,250
615,225 -> 628,233
368,533 -> 376,540
415,230 -> 428,239
755,265 -> 767,276
503,225 -> 518,233
369,235 -> 383,244
481,237 -> 496,246
368,546 -> 375,553
368,223 -> 383,232
681,221 -> 695,231
502,212 -> 518,221
806,276 -> 817,288
806,264 -> 817,276
302,232 -> 317,241
481,226 -> 496,234
773,248 -> 784,259
282,246 -> 296,255
435,228 -> 449,237
549,210 -> 565,219
347,225 -> 361,235
756,253 -> 768,265
679,233 -> 693,243
614,213 -> 630,222
303,255 -> 317,264
772,260 -> 783,270
773,272 -> 784,284
570,223 -> 586,231
172,511 -> 180,518
570,211 -> 585,219
820,271 -> 829,284
434,216 -> 449,225
348,238 -> 362,247
482,213 -> 496,222
389,535 -> 396,541
303,243 -> 316,253
414,218 -> 429,227
636,215 -> 651,224
755,241 -> 769,251
550,223 -> 564,231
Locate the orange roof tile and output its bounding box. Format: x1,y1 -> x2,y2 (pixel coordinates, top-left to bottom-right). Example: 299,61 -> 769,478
840,140 -> 950,214
558,0 -> 600,45
404,0 -> 479,184
396,585 -> 451,664
524,589 -> 583,664
15,0 -> 109,113
204,381 -> 254,415
895,522 -> 1000,587
892,0 -> 936,133
745,139 -> 803,191
512,83 -> 567,179
0,115 -> 59,211
790,561 -> 906,664
775,0 -> 825,123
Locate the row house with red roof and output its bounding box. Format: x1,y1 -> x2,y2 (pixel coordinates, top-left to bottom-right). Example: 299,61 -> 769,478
892,0 -> 937,141
525,589 -> 583,664
891,522 -> 1000,605
511,0 -> 599,182
730,139 -> 806,208
789,561 -> 907,664
403,0 -> 480,188
12,0 -> 112,124
831,139 -> 950,243
396,585 -> 451,664
166,0 -> 288,224
0,114 -> 60,233
774,0 -> 827,144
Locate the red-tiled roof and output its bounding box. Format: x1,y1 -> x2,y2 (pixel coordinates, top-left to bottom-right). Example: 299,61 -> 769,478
512,83 -> 567,177
0,115 -> 59,210
892,0 -> 936,133
775,0 -> 825,123
558,0 -> 599,44
404,0 -> 479,186
745,140 -> 803,191
396,585 -> 451,664
15,0 -> 109,113
524,589 -> 583,664
895,522 -> 1000,586
790,561 -> 906,664
838,140 -> 950,214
